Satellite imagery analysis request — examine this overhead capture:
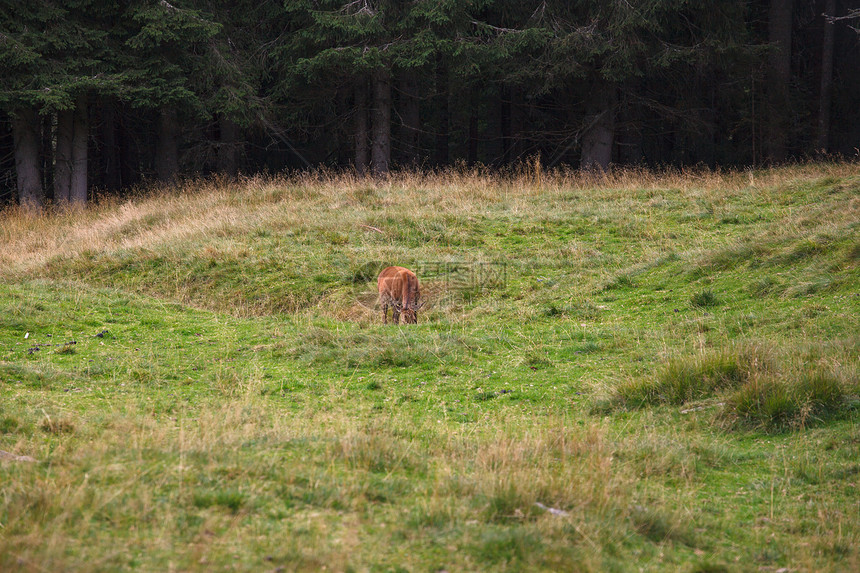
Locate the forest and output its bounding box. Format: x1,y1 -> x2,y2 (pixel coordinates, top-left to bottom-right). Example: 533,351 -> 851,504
1,0 -> 859,207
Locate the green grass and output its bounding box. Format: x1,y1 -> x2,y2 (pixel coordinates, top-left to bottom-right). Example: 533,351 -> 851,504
1,165 -> 859,571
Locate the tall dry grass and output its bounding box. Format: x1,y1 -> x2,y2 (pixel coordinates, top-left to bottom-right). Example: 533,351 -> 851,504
1,390 -> 632,571
2,162 -> 856,278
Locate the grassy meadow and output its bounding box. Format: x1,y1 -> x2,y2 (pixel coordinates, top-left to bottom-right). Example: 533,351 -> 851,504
1,164 -> 859,571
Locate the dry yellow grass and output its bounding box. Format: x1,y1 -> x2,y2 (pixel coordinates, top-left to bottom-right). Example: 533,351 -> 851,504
1,388 -> 631,571
2,162 -> 856,277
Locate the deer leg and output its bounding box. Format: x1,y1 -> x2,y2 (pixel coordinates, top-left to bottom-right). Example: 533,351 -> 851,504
382,303 -> 389,324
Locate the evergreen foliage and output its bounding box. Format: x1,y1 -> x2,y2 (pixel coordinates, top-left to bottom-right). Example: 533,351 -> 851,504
1,0 -> 858,205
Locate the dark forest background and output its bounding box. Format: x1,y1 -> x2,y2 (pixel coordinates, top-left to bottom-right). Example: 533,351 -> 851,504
2,0 -> 859,208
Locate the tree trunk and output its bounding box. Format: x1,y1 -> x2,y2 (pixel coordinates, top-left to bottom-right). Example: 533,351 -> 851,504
817,0 -> 835,153
581,86 -> 616,170
500,85 -> 511,166
616,83 -> 644,166
510,87 -> 525,162
434,58 -> 449,166
399,71 -> 420,166
54,109 -> 74,205
218,115 -> 239,177
102,98 -> 121,192
41,114 -> 52,198
468,90 -> 478,165
766,0 -> 793,163
70,92 -> 88,205
119,106 -> 139,188
371,67 -> 391,176
156,107 -> 179,182
354,80 -> 369,175
334,87 -> 350,166
11,106 -> 43,209
581,112 -> 615,170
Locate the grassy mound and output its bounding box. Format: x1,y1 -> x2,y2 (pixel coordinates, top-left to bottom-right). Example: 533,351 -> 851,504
1,164 -> 858,571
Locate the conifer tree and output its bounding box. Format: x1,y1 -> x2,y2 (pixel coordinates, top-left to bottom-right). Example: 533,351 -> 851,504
1,1 -> 131,205
119,0 -> 220,181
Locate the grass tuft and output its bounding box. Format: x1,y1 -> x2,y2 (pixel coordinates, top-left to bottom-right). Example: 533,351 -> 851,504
690,289 -> 720,308
612,346 -> 769,407
473,527 -> 541,564
630,505 -> 697,547
693,242 -> 767,275
192,489 -> 247,513
749,276 -> 780,297
602,273 -> 636,290
54,341 -> 77,354
726,369 -> 850,431
40,416 -> 76,435
0,416 -> 20,433
690,564 -> 730,573
847,239 -> 860,262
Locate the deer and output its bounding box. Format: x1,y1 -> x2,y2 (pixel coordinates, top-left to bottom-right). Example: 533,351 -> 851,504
377,266 -> 423,324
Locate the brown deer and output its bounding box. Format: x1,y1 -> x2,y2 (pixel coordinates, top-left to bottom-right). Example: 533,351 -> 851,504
377,266 -> 422,324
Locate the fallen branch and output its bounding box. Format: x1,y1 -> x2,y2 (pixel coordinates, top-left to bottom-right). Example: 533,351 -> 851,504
534,502 -> 569,517
680,402 -> 724,414
359,224 -> 386,234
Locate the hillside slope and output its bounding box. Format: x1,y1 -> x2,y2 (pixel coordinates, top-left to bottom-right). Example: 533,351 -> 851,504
1,165 -> 858,572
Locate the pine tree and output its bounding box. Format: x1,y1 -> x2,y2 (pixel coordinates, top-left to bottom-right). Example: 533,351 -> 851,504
274,1 -> 492,173
119,0 -> 220,181
2,1 -> 124,206
766,0 -> 794,162
478,0 -> 753,168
